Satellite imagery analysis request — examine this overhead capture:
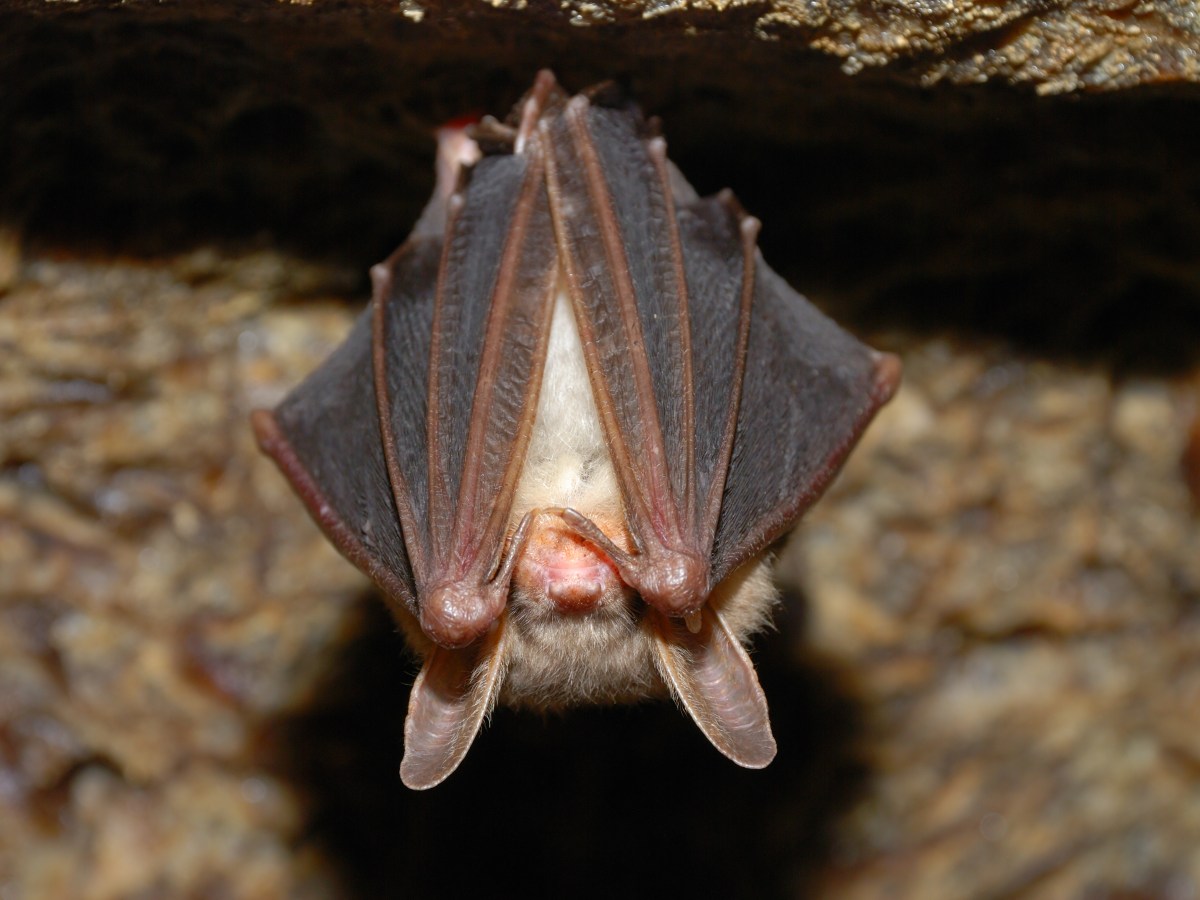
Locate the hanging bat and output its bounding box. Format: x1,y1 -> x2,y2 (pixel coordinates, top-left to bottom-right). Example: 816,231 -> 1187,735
252,71 -> 900,790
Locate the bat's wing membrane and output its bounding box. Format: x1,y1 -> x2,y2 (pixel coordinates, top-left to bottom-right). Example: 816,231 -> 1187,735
252,247 -> 438,619
375,105 -> 560,788
665,161 -> 900,587
710,261 -> 901,585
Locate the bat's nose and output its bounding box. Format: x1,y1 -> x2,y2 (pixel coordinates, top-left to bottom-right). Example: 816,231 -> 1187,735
546,571 -> 607,613
512,513 -> 624,614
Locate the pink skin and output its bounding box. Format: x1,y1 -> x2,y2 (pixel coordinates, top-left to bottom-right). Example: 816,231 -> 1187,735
512,515 -> 626,615
434,125 -> 482,200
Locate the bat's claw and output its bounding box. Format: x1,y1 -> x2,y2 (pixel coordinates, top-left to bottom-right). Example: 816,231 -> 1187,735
554,509 -> 711,621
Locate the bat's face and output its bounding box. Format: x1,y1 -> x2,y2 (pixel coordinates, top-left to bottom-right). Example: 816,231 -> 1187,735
497,288 -> 777,709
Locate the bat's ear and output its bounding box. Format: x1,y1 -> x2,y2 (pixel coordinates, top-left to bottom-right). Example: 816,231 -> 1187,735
652,608 -> 777,769
409,126 -> 484,241
400,622 -> 509,789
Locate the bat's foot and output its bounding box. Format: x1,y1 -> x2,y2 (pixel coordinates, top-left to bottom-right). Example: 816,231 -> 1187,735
551,507 -> 710,626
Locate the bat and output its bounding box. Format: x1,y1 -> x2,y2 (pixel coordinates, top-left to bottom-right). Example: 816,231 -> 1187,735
252,71 -> 900,790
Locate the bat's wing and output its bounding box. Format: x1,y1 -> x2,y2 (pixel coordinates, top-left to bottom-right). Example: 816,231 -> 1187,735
251,254 -> 435,621
542,90 -> 774,765
668,190 -> 898,768
375,78 -> 563,788
250,100 -> 481,623
710,258 -> 900,584
254,223 -> 471,791
375,129 -> 560,648
258,74 -> 565,790
542,86 -> 898,767
542,89 -> 714,616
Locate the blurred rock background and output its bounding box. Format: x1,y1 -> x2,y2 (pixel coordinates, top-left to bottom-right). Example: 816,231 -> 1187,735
1,1 -> 1199,898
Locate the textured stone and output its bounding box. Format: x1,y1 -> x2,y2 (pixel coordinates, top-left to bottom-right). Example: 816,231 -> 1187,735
790,342 -> 1200,897
2,244 -> 1199,896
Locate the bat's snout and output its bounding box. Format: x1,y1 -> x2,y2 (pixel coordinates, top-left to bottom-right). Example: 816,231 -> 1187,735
512,514 -> 626,615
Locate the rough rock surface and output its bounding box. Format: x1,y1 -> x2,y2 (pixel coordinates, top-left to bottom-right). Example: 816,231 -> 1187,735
6,0 -> 1200,94
0,252 -> 357,898
4,248 -> 1198,897
799,343 -> 1200,897
2,1 -> 1200,898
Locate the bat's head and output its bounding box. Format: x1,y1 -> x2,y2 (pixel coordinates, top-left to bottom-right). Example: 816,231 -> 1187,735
501,527 -> 778,710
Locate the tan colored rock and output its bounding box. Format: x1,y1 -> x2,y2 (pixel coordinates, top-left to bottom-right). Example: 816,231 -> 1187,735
793,342 -> 1200,897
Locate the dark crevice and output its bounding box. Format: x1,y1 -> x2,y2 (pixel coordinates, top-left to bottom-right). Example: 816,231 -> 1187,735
262,590 -> 870,899
3,10 -> 1199,373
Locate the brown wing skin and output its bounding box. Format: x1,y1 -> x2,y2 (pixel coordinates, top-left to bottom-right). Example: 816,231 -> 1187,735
251,245 -> 438,621
375,138 -> 559,650
543,91 -> 715,620
710,258 -> 900,585
666,177 -> 902,584
669,188 -> 757,565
